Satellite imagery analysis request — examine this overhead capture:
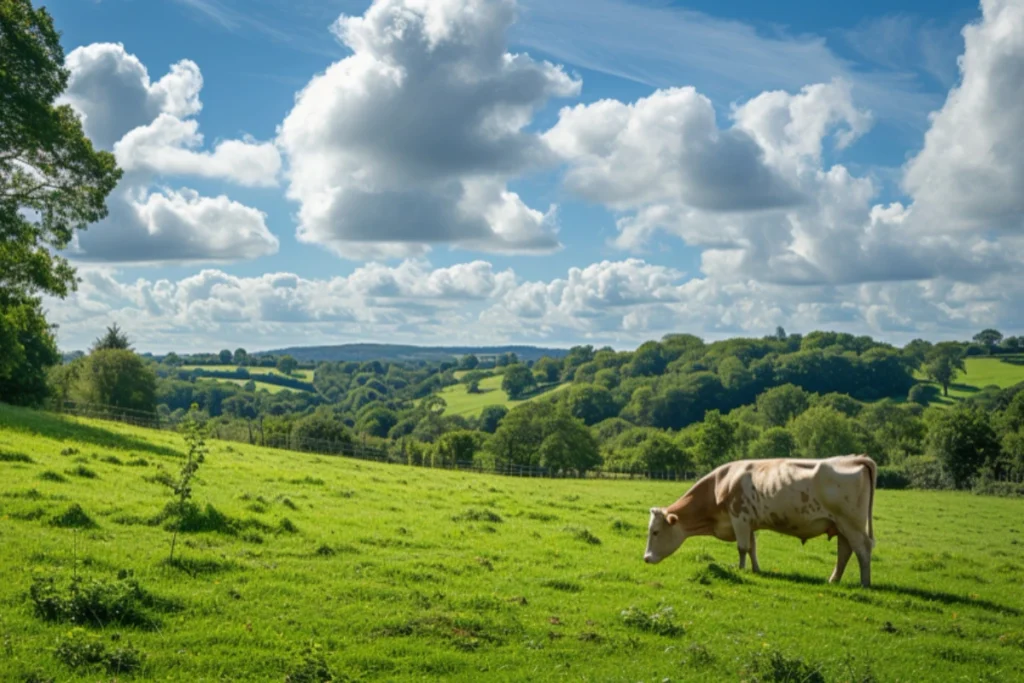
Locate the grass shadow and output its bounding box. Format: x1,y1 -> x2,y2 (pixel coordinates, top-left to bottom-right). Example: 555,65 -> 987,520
0,406 -> 182,458
760,570 -> 1020,616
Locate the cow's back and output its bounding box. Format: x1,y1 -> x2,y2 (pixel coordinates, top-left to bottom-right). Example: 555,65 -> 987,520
717,457 -> 873,541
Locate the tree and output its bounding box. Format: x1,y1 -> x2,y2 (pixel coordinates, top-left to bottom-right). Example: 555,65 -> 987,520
168,405 -> 208,562
478,405 -> 508,434
532,356 -> 561,383
163,352 -> 182,367
693,410 -> 735,472
973,329 -> 1003,353
1,0 -> 121,305
789,406 -> 859,459
233,348 -> 248,365
1002,336 -> 1021,353
90,323 -> 131,352
290,409 -> 353,453
926,404 -> 1000,488
501,364 -> 536,399
774,326 -> 787,342
924,346 -> 966,396
458,354 -> 479,371
276,355 -> 299,375
537,414 -> 602,476
749,427 -> 798,460
755,384 -> 810,427
74,349 -> 157,413
0,295 -> 59,405
431,430 -> 483,468
901,339 -> 932,370
218,349 -> 233,364
563,384 -> 616,426
355,406 -> 398,439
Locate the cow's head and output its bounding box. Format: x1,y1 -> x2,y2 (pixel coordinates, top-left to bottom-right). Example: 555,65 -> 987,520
644,507 -> 685,564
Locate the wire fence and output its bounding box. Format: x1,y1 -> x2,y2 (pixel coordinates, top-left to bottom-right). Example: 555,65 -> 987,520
46,400 -> 698,482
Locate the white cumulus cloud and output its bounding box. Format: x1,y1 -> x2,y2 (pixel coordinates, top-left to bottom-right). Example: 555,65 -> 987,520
61,44 -> 281,263
276,0 -> 580,260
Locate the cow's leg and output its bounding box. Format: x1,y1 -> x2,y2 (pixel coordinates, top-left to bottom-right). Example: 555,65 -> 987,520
829,534 -> 852,584
851,535 -> 872,588
731,517 -> 753,571
749,531 -> 760,574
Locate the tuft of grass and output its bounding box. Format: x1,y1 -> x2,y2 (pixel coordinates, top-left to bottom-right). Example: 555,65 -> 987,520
620,604 -> 682,636
49,504 -> 98,529
279,517 -> 300,534
564,526 -> 601,545
65,464 -> 98,479
452,508 -> 503,524
0,450 -> 33,463
125,457 -> 149,467
742,648 -> 826,683
38,470 -> 68,483
101,455 -> 124,466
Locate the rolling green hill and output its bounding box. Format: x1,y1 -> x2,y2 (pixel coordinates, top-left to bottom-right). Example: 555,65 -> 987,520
2,404 -> 1023,681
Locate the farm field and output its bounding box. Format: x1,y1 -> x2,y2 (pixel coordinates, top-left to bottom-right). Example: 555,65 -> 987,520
433,374 -> 569,417
914,356 -> 1024,405
179,365 -> 316,382
2,405 -> 1024,682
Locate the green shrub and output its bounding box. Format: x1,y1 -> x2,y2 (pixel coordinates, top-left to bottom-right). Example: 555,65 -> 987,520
904,457 -> 953,490
29,570 -> 175,630
877,466 -> 911,490
620,604 -> 681,636
55,628 -> 145,675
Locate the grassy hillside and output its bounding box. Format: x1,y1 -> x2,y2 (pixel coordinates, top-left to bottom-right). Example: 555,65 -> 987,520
915,356 -> 1024,405
2,405 -> 1024,681
434,374 -> 570,418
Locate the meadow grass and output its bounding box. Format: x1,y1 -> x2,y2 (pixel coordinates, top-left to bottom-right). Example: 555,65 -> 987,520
1,404 -> 1023,681
434,374 -> 569,417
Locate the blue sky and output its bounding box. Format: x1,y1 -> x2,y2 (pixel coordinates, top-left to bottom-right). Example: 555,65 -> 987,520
44,0 -> 1024,352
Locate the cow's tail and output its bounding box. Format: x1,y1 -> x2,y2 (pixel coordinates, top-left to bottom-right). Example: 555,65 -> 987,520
858,456 -> 877,548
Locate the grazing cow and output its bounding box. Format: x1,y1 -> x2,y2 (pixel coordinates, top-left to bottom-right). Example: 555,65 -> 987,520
644,455 -> 877,587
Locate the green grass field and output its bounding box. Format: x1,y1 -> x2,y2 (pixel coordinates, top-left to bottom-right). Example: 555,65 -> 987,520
2,404 -> 1024,681
914,356 -> 1024,405
433,374 -> 570,417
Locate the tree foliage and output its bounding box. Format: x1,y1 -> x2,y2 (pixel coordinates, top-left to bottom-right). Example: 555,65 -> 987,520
1,0 -> 122,301
91,323 -> 132,352
501,364 -> 536,399
924,345 -> 966,396
73,349 -> 157,413
927,404 -> 1000,489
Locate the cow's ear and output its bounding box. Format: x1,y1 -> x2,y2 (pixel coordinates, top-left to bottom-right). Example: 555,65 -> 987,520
665,513 -> 679,525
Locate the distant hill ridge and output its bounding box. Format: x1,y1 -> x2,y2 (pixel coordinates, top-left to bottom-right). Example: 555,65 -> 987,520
257,343 -> 570,363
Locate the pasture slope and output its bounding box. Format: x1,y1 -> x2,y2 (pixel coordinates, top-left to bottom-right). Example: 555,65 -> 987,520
915,356 -> 1024,405
1,405 -> 1023,682
434,374 -> 569,417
